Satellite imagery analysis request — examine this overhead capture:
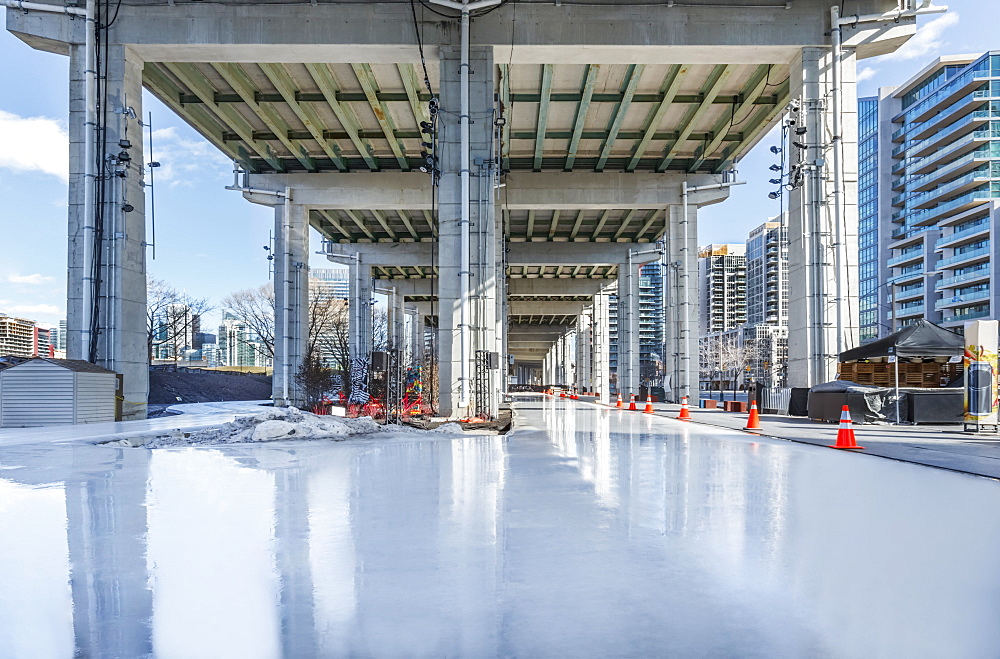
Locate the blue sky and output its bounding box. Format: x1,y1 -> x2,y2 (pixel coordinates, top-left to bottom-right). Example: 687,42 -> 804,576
0,3 -> 993,330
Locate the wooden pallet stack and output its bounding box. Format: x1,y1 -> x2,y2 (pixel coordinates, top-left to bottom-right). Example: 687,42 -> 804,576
837,361 -> 963,388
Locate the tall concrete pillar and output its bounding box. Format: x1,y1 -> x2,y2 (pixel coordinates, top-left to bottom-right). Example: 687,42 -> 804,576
67,45 -> 148,419
387,289 -> 405,351
617,260 -> 640,398
273,202 -> 309,407
576,312 -> 592,392
592,288 -> 612,402
348,260 -> 373,364
436,45 -> 495,418
787,47 -> 859,387
662,203 -> 699,403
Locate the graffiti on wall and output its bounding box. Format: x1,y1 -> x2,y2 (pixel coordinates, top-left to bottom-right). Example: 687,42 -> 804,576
348,356 -> 371,405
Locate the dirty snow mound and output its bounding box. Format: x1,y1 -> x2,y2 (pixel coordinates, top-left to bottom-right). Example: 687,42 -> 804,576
142,407 -> 381,448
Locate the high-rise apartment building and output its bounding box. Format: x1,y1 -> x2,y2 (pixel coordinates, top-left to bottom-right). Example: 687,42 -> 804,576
311,268 -> 351,301
33,326 -> 53,358
745,217 -> 788,326
861,52 -> 1000,336
609,262 -> 664,389
0,314 -> 35,357
217,313 -> 272,368
697,244 -> 747,335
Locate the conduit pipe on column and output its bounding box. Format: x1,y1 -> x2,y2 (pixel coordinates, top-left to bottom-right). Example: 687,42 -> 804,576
281,188 -> 292,404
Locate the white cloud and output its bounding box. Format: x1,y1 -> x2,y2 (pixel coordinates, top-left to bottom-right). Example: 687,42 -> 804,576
150,126 -> 232,188
882,12 -> 960,62
7,274 -> 55,285
0,110 -> 69,182
2,304 -> 61,319
856,66 -> 878,83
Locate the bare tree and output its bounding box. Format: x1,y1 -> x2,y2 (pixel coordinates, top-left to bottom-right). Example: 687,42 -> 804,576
147,277 -> 211,363
221,284 -> 275,360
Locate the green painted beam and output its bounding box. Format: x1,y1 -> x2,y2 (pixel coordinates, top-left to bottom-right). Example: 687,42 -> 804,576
395,209 -> 420,240
369,209 -> 399,240
688,65 -> 770,172
526,209 -> 536,240
657,64 -> 733,172
305,63 -> 379,171
259,63 -> 349,171
225,128 -> 741,143
352,63 -> 410,171
590,209 -> 613,240
212,63 -> 316,172
398,63 -> 431,130
341,209 -> 378,241
595,64 -> 645,172
612,209 -> 638,241
565,64 -> 599,172
163,62 -> 285,172
421,210 -> 437,237
533,64 -> 554,171
626,65 -> 686,172
142,64 -> 256,172
714,80 -> 791,173
569,209 -> 586,240
634,209 -> 662,241
315,209 -> 356,242
548,209 -> 561,240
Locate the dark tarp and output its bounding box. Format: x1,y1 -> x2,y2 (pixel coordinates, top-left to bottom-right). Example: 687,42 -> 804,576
838,319 -> 964,361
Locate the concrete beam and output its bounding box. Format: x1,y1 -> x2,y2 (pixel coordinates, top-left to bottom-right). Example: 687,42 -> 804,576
509,301 -> 585,316
251,172 -> 730,211
380,277 -> 608,297
327,241 -> 662,267
8,1 -> 911,62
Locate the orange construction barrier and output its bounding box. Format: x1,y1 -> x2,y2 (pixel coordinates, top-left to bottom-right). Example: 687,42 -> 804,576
628,394 -> 637,411
615,393 -> 623,409
830,405 -> 865,449
744,401 -> 762,430
643,395 -> 654,414
676,396 -> 691,421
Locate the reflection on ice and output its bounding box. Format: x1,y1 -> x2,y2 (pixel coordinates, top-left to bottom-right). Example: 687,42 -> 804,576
2,398 -> 1000,656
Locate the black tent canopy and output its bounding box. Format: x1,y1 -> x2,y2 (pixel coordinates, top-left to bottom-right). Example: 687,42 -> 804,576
839,319 -> 964,362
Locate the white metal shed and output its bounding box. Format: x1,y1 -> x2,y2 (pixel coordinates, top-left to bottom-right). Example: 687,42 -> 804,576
0,358 -> 119,427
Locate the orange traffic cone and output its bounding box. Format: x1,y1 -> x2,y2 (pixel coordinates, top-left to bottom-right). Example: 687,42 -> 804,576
615,393 -> 623,408
560,391 -> 566,398
744,401 -> 762,430
830,405 -> 865,449
676,396 -> 691,421
643,395 -> 654,414
628,394 -> 637,411
571,392 -> 578,400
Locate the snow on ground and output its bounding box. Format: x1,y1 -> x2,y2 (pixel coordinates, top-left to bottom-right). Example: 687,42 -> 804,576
104,407 -> 469,448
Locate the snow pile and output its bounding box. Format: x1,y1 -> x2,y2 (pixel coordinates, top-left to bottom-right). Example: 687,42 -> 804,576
129,407 -> 383,448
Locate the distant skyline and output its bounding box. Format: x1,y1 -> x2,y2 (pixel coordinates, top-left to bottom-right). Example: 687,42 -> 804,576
0,4 -> 992,330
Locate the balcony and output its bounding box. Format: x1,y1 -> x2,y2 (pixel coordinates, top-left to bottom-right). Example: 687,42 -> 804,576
890,269 -> 924,285
906,188 -> 996,227
935,289 -> 991,310
934,222 -> 991,250
895,286 -> 925,302
887,248 -> 925,268
937,244 -> 992,269
910,170 -> 992,209
891,125 -> 907,143
941,309 -> 991,324
936,267 -> 991,290
898,72 -> 991,125
910,145 -> 991,191
909,127 -> 994,178
895,303 -> 926,318
909,110 -> 991,159
890,225 -> 931,241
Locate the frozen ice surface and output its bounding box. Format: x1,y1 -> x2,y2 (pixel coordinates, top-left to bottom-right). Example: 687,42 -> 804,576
3,394 -> 1000,658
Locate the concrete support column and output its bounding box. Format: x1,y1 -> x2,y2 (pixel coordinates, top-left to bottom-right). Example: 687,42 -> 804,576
348,260 -> 373,364
387,289 -> 405,351
273,202 -> 309,407
592,288 -> 612,402
67,44 -> 147,419
617,261 -> 640,399
662,203 -> 699,403
408,306 -> 425,368
787,47 -> 860,387
436,44 -> 495,418
576,312 -> 592,392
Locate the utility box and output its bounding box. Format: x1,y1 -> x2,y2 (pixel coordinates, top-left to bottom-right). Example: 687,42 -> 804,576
0,358 -> 118,428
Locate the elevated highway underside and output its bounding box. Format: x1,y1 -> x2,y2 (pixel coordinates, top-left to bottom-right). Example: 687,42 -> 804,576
6,0 -> 925,417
